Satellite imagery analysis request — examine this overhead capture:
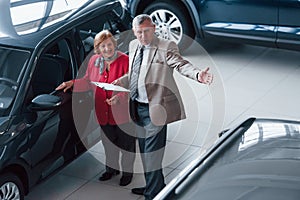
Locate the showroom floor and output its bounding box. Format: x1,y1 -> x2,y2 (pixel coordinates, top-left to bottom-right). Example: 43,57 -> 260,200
25,42 -> 300,200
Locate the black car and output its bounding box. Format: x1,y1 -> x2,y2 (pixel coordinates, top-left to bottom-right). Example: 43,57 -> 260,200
121,0 -> 300,51
0,0 -> 132,199
154,117 -> 300,200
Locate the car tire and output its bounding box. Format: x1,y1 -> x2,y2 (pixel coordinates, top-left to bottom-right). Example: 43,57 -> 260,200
0,173 -> 24,200
144,1 -> 195,51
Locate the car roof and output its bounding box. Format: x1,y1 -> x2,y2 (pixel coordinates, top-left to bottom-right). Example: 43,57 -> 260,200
0,0 -> 120,49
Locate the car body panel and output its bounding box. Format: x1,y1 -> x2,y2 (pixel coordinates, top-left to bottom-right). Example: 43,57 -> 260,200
154,118 -> 300,199
124,0 -> 300,51
277,0 -> 300,49
199,0 -> 277,47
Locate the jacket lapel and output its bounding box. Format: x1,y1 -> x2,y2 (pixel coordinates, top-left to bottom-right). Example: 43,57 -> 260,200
129,41 -> 139,77
145,36 -> 159,70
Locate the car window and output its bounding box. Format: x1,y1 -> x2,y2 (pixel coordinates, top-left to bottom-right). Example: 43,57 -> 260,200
31,39 -> 72,96
74,10 -> 133,76
77,12 -> 125,53
0,47 -> 29,111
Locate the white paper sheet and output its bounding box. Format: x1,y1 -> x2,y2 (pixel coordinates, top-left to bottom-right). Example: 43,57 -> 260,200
91,81 -> 130,92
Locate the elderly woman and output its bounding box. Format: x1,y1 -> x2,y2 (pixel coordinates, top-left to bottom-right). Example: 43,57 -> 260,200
56,30 -> 135,186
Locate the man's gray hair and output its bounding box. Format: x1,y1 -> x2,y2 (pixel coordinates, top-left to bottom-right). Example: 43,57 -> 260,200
132,14 -> 154,28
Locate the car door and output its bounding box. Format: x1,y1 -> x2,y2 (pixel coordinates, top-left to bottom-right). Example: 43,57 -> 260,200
26,39 -> 75,169
26,8 -> 133,169
25,7 -> 133,171
276,0 -> 300,50
200,0 -> 277,47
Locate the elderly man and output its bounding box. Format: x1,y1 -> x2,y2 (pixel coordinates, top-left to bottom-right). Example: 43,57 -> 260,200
116,14 -> 213,200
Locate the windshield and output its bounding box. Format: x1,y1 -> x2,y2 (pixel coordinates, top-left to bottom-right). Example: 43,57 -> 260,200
0,46 -> 29,113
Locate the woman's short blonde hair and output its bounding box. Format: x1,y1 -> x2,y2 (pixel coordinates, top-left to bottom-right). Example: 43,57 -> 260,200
94,30 -> 117,54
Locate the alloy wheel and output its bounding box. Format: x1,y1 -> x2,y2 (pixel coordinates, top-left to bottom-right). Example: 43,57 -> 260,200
150,9 -> 183,45
0,181 -> 21,200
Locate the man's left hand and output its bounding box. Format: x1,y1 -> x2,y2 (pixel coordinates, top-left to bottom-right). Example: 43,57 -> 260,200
198,67 -> 213,85
106,95 -> 120,105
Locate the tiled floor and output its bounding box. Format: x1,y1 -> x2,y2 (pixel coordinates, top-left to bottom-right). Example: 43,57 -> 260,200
25,42 -> 300,200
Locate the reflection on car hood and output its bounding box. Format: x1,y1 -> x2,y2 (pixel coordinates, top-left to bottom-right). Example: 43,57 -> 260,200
238,119 -> 300,160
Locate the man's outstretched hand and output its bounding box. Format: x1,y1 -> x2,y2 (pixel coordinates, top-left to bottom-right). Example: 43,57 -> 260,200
198,67 -> 213,85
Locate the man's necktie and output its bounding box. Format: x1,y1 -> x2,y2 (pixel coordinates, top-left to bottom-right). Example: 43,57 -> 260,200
129,46 -> 144,100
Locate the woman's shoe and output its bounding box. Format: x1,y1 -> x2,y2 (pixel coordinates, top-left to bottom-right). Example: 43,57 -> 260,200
99,170 -> 120,181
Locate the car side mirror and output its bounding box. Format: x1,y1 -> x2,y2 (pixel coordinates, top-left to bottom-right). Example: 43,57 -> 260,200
29,94 -> 62,111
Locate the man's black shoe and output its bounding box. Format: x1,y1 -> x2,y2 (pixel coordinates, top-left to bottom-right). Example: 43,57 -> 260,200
131,187 -> 145,195
119,175 -> 133,186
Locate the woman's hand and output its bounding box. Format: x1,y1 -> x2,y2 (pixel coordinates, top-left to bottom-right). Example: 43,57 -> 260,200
111,79 -> 121,86
56,80 -> 74,92
106,95 -> 120,105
